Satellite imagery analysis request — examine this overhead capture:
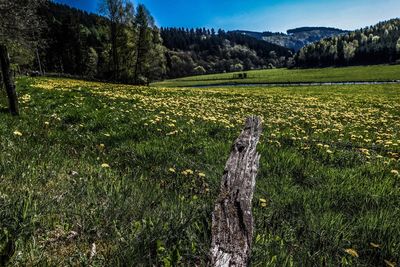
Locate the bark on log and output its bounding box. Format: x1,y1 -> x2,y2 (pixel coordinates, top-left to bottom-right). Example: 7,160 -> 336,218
0,44 -> 19,115
210,116 -> 262,267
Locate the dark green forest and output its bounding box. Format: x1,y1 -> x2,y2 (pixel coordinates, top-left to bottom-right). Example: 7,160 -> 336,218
37,1 -> 166,84
36,2 -> 293,82
160,28 -> 292,78
296,19 -> 400,67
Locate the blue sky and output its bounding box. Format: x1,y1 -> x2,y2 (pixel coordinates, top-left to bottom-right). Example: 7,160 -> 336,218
54,0 -> 400,32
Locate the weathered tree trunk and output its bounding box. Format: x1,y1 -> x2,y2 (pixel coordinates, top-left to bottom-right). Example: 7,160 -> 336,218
0,64 -> 3,89
110,21 -> 119,81
0,44 -> 19,116
36,47 -> 43,75
210,116 -> 262,267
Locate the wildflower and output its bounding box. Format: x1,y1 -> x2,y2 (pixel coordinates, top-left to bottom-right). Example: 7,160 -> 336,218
182,169 -> 193,176
101,163 -> 110,168
44,121 -> 50,126
384,260 -> 396,267
344,248 -> 359,258
13,130 -> 23,136
198,172 -> 206,177
259,198 -> 268,207
169,168 -> 176,173
391,170 -> 399,176
370,242 -> 381,248
166,130 -> 178,136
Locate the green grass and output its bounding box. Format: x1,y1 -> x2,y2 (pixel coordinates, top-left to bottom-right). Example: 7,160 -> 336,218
1,77 -> 399,266
153,64 -> 400,87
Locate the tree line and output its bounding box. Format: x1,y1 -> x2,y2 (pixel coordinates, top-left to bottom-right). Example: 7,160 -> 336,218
37,2 -> 293,81
161,27 -> 293,78
7,1 -> 296,82
38,1 -> 165,84
296,19 -> 400,67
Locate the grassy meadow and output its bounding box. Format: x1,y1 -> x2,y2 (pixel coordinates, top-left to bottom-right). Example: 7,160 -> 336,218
0,77 -> 400,266
153,64 -> 400,87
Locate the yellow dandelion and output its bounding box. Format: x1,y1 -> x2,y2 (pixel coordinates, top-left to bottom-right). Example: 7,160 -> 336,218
13,130 -> 23,136
166,130 -> 178,136
101,163 -> 110,168
370,242 -> 381,248
169,168 -> 176,173
344,248 -> 359,258
198,172 -> 206,177
384,260 -> 396,267
259,198 -> 268,207
182,169 -> 193,176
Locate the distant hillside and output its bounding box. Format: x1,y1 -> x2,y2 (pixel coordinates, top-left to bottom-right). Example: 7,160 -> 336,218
233,27 -> 348,51
296,19 -> 400,67
160,28 -> 293,78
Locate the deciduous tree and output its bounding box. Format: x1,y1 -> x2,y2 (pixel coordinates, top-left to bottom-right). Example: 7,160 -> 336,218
99,0 -> 128,80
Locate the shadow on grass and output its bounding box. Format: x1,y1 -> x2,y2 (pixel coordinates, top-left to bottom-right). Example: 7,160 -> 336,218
0,107 -> 9,113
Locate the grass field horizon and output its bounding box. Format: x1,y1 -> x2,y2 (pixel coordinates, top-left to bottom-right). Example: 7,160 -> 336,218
1,76 -> 399,266
153,64 -> 400,87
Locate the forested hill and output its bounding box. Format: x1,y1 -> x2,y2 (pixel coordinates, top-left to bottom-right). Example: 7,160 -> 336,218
160,28 -> 292,78
35,2 -> 293,81
233,27 -> 347,51
296,19 -> 400,67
